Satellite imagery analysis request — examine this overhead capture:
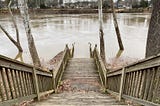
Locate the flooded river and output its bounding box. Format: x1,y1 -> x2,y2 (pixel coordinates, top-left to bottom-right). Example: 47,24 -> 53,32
0,13 -> 151,64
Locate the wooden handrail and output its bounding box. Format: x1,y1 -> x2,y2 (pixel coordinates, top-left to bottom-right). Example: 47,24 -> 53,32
0,55 -> 53,106
89,44 -> 160,105
52,44 -> 74,92
0,44 -> 74,106
70,43 -> 75,58
107,54 -> 160,106
90,44 -> 108,88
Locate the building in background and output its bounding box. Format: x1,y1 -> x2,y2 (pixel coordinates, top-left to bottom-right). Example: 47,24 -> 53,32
0,0 -> 5,8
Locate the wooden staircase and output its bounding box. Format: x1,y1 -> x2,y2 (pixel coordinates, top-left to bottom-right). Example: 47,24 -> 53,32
33,58 -> 128,106
62,58 -> 100,92
1,45 -> 159,106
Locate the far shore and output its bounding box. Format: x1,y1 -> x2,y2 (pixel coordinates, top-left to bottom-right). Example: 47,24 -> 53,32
0,8 -> 151,15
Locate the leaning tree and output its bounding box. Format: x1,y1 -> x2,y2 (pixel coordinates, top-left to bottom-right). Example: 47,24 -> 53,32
110,0 -> 124,51
18,0 -> 41,67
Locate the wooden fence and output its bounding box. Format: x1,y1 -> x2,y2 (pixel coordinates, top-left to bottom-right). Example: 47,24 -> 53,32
0,44 -> 74,106
107,55 -> 160,106
90,45 -> 107,88
90,44 -> 160,106
53,44 -> 74,90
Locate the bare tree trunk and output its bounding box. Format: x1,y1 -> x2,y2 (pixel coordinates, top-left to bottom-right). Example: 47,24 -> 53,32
18,0 -> 41,67
0,1 -> 23,61
98,0 -> 106,64
110,0 -> 124,50
146,0 -> 160,58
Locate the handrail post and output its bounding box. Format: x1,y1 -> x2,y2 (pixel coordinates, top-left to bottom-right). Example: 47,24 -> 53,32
51,69 -> 56,93
32,67 -> 40,101
119,68 -> 126,101
89,42 -> 92,58
71,43 -> 75,58
105,70 -> 107,89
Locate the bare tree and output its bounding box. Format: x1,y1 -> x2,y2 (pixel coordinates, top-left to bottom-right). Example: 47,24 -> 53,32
110,0 -> 124,51
18,0 -> 41,67
0,1 -> 23,61
98,0 -> 106,64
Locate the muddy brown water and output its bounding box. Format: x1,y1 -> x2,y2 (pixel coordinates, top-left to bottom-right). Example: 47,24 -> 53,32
0,13 -> 151,64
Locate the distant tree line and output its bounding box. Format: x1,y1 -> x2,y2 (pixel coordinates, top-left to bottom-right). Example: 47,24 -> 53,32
132,0 -> 150,8
116,0 -> 151,9
0,0 -> 152,9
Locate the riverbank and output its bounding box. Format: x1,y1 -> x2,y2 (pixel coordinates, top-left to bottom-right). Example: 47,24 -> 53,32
0,8 -> 151,15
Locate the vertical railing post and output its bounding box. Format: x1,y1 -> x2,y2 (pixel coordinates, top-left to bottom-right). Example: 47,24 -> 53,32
119,68 -> 126,101
32,67 -> 40,101
51,70 -> 56,93
89,42 -> 92,58
71,43 -> 75,58
105,69 -> 107,89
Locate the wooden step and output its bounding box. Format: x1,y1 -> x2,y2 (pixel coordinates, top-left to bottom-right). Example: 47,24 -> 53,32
62,58 -> 101,92
32,92 -> 128,106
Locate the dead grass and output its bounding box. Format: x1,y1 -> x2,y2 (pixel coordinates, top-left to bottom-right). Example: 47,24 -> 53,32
40,51 -> 64,71
107,57 -> 139,71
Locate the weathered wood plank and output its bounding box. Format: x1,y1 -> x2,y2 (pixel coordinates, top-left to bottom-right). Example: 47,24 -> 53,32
21,71 -> 27,96
152,67 -> 160,103
0,94 -> 37,106
119,68 -> 125,101
133,71 -> 138,97
147,68 -> 156,101
6,69 -> 14,99
128,72 -> 133,96
130,72 -> 136,96
1,68 -> 10,100
15,70 -> 22,97
11,69 -> 18,98
24,72 -> 29,96
143,69 -> 151,100
37,76 -> 42,92
26,73 -> 31,95
123,95 -> 160,106
139,70 -> 146,99
92,46 -> 107,88
107,89 -> 160,106
126,73 -> 131,95
32,68 -> 40,101
39,90 -> 54,97
0,68 -> 5,101
36,70 -> 52,77
28,73 -> 34,94
135,70 -> 142,98
18,71 -> 24,96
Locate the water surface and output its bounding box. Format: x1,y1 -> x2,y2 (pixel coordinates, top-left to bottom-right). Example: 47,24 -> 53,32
0,13 -> 151,64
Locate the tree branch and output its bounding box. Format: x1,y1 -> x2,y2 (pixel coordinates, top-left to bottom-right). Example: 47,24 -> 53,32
0,24 -> 23,52
0,24 -> 17,45
8,0 -> 20,43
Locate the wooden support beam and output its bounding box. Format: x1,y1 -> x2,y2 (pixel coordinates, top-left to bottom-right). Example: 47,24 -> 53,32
119,68 -> 125,101
32,68 -> 40,101
51,70 -> 56,93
